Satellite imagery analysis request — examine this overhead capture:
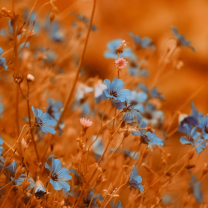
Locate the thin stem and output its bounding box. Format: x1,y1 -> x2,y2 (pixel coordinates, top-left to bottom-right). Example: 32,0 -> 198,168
42,0 -> 97,161
26,81 -> 39,161
126,135 -> 205,207
0,185 -> 19,208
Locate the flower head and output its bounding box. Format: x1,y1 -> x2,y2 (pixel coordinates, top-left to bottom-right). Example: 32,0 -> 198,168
132,120 -> 164,146
115,58 -> 128,69
110,200 -> 123,208
180,124 -> 206,153
80,118 -> 93,129
112,100 -> 142,124
27,74 -> 35,82
35,181 -> 47,198
32,106 -> 56,135
171,27 -> 196,51
104,39 -> 136,60
45,158 -> 72,192
129,32 -> 155,49
104,78 -> 131,102
129,165 -> 144,192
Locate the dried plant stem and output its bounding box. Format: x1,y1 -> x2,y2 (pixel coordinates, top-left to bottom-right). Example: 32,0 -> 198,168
41,0 -> 97,161
3,125 -> 30,157
101,183 -> 126,208
0,185 -> 19,208
126,134 -> 205,207
26,82 -> 39,161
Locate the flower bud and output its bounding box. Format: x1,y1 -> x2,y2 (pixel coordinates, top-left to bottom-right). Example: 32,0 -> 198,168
27,74 -> 35,82
49,12 -> 55,23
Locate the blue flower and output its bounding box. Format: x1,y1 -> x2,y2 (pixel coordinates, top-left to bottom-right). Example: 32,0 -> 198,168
180,124 -> 206,153
129,165 -> 144,192
171,27 -> 196,51
45,158 -> 72,192
150,88 -> 165,101
104,78 -> 131,102
112,100 -> 142,124
0,47 -> 8,70
104,39 -> 136,60
198,115 -> 208,140
128,60 -> 149,77
5,161 -> 35,190
129,32 -> 156,49
190,175 -> 203,204
110,200 -> 123,208
70,12 -> 97,31
143,102 -> 164,127
0,135 -> 3,155
83,190 -> 103,208
132,120 -> 164,146
47,98 -> 63,121
92,136 -> 104,162
179,102 -> 203,133
32,106 -> 56,135
35,183 -> 46,198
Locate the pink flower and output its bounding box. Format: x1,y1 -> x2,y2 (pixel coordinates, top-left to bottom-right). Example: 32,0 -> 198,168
115,57 -> 128,69
80,118 -> 93,129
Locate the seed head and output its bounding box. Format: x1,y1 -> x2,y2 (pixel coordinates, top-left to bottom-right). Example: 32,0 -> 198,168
13,73 -> 24,84
27,74 -> 35,82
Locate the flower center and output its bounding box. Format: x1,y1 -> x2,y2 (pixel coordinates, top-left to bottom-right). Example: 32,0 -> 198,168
110,91 -> 117,97
47,106 -> 55,119
205,126 -> 208,134
52,173 -> 58,181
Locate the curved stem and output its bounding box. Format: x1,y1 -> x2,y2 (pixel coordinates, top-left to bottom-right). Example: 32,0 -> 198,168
42,0 -> 97,161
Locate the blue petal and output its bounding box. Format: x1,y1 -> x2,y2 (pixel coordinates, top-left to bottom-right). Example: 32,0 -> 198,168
50,179 -> 62,190
57,168 -> 72,181
52,158 -> 62,174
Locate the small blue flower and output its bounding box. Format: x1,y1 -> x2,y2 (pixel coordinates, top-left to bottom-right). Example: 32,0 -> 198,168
32,106 -> 56,135
92,136 -> 104,162
70,12 -> 97,31
47,98 -> 63,121
129,32 -> 156,49
83,190 -> 103,208
104,39 -> 136,60
143,102 -> 164,127
139,83 -> 149,93
0,47 -> 8,70
129,165 -> 144,192
132,120 -> 164,146
45,158 -> 72,192
112,100 -> 142,124
5,161 -> 35,190
190,175 -> 203,204
178,102 -> 203,133
150,88 -> 165,101
104,78 -> 131,102
128,61 -> 149,77
171,27 -> 196,51
110,200 -> 123,208
94,81 -> 108,103
35,183 -> 46,198
180,124 -> 206,153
